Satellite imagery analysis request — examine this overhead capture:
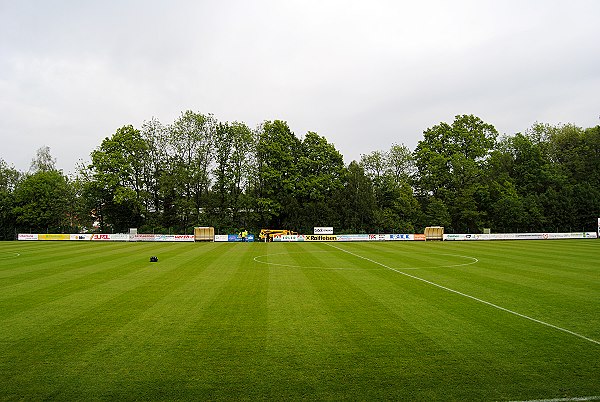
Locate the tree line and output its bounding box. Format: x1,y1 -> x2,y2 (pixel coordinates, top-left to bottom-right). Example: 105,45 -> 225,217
1,112 -> 599,240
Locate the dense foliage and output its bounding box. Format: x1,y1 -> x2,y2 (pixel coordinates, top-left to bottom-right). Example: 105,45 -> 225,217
1,112 -> 599,238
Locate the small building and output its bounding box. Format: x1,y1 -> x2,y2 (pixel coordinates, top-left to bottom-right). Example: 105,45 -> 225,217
424,226 -> 444,241
194,227 -> 215,242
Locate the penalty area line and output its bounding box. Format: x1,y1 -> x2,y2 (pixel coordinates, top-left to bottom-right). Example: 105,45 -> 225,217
326,243 -> 600,347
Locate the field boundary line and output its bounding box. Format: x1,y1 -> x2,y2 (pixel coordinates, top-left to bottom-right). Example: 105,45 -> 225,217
326,243 -> 600,347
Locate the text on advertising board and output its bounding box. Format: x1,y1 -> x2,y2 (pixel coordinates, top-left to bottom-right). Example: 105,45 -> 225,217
314,227 -> 334,235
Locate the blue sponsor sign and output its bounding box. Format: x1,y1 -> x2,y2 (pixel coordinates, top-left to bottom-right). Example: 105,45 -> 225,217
228,234 -> 255,242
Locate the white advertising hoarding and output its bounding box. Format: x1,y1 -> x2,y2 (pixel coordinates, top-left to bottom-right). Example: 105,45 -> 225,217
70,234 -> 93,241
314,227 -> 334,235
444,232 -> 598,241
386,234 -> 414,241
18,233 -> 38,241
91,233 -> 129,241
273,235 -> 299,242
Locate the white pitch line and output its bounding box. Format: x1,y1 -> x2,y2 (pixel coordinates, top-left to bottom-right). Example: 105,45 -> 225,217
253,250 -> 478,270
326,243 -> 600,347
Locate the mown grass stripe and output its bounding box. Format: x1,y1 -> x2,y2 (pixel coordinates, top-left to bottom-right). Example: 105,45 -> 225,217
1,240 -> 598,400
327,243 -> 600,346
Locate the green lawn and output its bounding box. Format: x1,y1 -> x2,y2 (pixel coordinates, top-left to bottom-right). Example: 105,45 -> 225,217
0,240 -> 598,401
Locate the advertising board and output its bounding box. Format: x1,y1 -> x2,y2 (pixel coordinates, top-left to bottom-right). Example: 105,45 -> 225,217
314,227 -> 334,235
273,235 -> 298,242
302,235 -> 338,242
444,232 -> 598,241
386,234 -> 414,241
172,235 -> 195,242
214,235 -> 229,242
70,234 -> 92,241
149,234 -> 195,242
337,234 -> 369,241
336,234 -> 416,241
38,234 -> 71,241
131,234 -> 156,242
227,234 -> 254,242
18,233 -> 38,241
91,233 -> 129,241
444,234 -> 481,241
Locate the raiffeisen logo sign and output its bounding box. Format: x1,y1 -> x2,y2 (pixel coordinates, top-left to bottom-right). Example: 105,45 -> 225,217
304,235 -> 338,242
314,227 -> 333,235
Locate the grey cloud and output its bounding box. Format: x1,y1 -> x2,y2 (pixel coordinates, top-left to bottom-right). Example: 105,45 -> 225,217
1,0 -> 599,172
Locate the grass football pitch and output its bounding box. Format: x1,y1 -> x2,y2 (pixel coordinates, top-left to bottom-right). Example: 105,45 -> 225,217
0,240 -> 598,401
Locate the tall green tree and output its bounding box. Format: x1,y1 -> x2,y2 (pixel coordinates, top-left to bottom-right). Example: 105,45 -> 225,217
335,161 -> 376,233
296,131 -> 345,233
29,145 -> 57,173
0,159 -> 21,239
251,120 -> 301,229
13,170 -> 74,233
140,117 -> 169,229
414,114 -> 498,232
87,125 -> 148,232
209,121 -> 254,231
166,111 -> 215,229
360,144 -> 417,233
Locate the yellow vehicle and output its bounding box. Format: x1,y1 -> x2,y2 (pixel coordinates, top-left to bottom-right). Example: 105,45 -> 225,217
259,229 -> 298,242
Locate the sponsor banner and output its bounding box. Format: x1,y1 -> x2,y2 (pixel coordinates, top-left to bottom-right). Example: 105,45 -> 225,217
153,235 -> 169,242
18,233 -> 38,241
598,218 -> 600,235
150,234 -> 195,242
414,234 -> 426,241
227,234 -> 255,242
545,232 -> 597,239
132,234 -> 156,242
336,234 -> 417,241
302,234 -> 338,242
444,234 -> 481,241
91,233 -> 129,241
172,235 -> 195,242
273,234 -> 298,242
314,227 -> 334,235
91,234 -> 112,241
38,234 -> 71,241
70,234 -> 92,241
386,234 -> 414,241
444,232 -> 599,241
20,233 -> 200,242
337,234 -> 369,241
214,235 -> 229,242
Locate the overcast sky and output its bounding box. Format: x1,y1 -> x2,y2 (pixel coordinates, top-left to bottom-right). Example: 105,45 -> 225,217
1,0 -> 599,173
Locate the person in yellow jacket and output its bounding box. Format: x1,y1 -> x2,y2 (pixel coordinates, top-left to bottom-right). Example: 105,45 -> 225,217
239,229 -> 248,242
